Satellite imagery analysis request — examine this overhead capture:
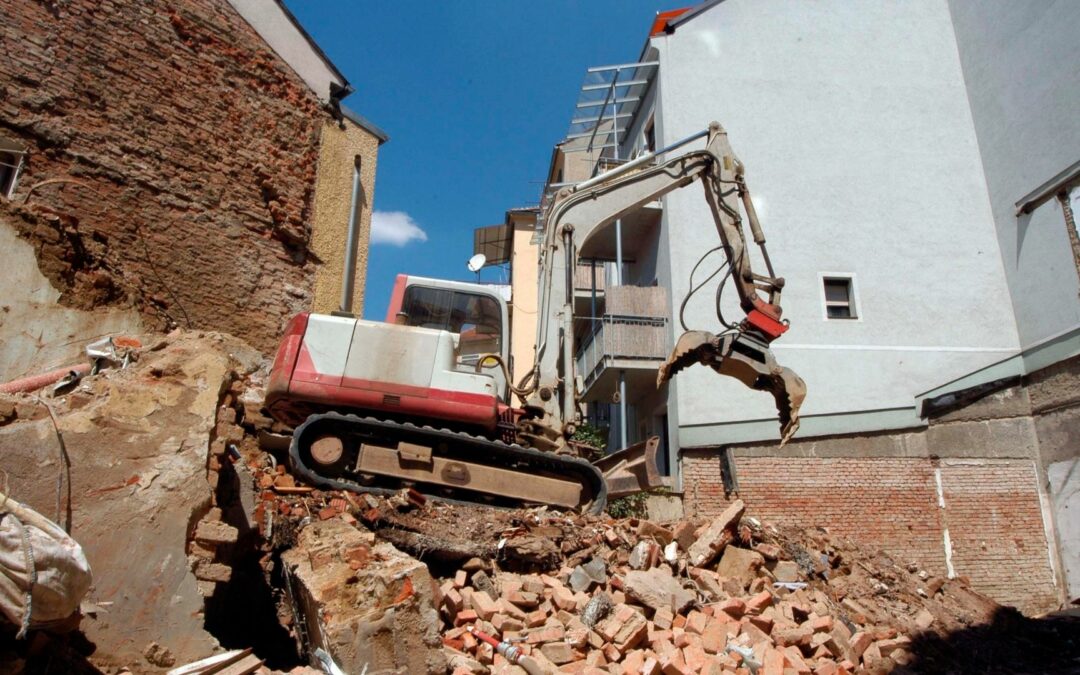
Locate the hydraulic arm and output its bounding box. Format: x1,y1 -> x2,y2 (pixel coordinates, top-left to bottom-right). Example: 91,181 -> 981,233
517,122 -> 806,451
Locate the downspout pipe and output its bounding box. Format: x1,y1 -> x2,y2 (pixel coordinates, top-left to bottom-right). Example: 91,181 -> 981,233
339,155 -> 363,314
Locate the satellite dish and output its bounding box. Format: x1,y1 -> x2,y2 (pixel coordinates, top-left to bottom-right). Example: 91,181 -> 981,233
467,253 -> 487,273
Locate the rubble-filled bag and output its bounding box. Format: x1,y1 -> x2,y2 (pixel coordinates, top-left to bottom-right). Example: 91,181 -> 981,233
0,493 -> 93,634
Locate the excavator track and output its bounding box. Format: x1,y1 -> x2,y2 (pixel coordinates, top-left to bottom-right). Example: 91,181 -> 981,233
289,412 -> 608,515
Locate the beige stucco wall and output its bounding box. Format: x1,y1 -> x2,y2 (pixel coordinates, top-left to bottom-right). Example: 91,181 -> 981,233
509,212 -> 539,383
309,117 -> 380,315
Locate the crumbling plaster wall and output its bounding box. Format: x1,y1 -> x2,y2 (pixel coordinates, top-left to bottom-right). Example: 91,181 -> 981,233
0,0 -> 334,354
0,217 -> 143,381
1028,355 -> 1080,604
682,377 -> 1067,615
0,330 -> 264,668
308,117 -> 379,315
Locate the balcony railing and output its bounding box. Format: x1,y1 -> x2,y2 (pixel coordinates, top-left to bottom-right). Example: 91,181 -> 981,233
576,316 -> 670,388
575,262 -> 607,293
605,285 -> 666,317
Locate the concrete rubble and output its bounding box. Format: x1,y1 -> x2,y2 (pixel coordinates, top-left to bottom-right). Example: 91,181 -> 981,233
3,331 -> 1079,674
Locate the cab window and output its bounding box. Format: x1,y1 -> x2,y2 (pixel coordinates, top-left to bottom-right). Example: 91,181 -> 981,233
400,287 -> 502,356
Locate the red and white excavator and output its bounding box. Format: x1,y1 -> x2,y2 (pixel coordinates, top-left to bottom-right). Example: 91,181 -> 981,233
264,122 -> 806,514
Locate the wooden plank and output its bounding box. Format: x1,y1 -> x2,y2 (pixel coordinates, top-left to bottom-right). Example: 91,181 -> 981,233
166,650 -> 250,675
212,654 -> 263,675
271,485 -> 315,495
357,444 -> 583,507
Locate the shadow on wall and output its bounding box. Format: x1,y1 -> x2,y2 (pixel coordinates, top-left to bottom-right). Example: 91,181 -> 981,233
904,606 -> 1080,673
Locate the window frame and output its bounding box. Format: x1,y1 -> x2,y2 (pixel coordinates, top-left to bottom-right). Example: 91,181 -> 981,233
819,273 -> 861,321
399,284 -> 505,360
0,144 -> 25,199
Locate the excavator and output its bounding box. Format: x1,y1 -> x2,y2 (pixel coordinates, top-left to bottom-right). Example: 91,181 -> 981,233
264,122 -> 806,514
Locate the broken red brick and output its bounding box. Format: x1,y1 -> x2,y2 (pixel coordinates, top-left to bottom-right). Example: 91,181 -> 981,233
453,609 -> 479,627
527,624 -> 566,645
746,590 -> 774,614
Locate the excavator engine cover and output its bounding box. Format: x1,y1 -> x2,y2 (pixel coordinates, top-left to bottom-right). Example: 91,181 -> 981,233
658,330 -> 806,444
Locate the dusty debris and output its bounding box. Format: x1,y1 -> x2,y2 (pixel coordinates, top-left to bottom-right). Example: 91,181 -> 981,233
143,642 -> 176,668
281,518 -> 446,674
4,329 -> 1076,674
0,329 -> 265,670
687,499 -> 745,567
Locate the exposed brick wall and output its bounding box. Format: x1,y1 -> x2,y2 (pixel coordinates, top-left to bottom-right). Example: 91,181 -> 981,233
683,456 -> 948,574
682,453 -> 1057,615
0,0 -> 330,353
938,461 -> 1058,612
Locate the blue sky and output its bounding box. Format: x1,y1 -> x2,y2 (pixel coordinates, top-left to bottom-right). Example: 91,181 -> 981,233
284,1 -> 673,319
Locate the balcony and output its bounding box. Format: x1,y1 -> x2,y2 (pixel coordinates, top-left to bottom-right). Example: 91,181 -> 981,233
575,286 -> 671,403
574,261 -> 608,319
575,261 -> 608,294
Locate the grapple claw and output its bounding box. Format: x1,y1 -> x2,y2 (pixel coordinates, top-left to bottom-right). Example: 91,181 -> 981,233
657,330 -> 716,387
658,330 -> 806,444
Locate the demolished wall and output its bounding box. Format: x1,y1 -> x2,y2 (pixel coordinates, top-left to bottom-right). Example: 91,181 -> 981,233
263,480 -> 1080,674
1028,354 -> 1080,603
682,365 -> 1077,616
0,0 -> 331,354
0,330 -> 263,670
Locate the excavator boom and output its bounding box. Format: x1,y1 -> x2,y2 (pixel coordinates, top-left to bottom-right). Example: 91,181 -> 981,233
522,122 -> 806,449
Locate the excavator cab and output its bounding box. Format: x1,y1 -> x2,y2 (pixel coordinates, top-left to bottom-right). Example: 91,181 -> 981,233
395,278 -> 510,401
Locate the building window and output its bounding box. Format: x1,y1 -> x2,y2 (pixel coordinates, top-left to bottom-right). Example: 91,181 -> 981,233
823,276 -> 857,319
0,150 -> 22,199
0,136 -> 25,199
644,117 -> 656,153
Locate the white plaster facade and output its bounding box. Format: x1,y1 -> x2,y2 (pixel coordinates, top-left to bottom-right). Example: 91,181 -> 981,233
591,0 -> 1080,480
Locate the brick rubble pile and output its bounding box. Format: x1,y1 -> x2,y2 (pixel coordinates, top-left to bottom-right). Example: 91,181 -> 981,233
236,439 -> 1011,675
432,500 -> 930,675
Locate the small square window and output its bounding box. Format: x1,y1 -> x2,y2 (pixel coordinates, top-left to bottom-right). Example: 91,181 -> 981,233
823,277 -> 857,319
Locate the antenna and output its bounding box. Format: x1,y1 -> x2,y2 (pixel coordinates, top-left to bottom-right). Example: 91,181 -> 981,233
467,253 -> 486,281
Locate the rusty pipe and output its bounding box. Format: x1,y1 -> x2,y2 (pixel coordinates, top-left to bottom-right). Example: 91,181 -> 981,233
467,626 -> 545,675
0,363 -> 90,395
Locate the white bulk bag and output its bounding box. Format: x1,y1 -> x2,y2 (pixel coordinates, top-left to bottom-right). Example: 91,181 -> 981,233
0,492 -> 92,635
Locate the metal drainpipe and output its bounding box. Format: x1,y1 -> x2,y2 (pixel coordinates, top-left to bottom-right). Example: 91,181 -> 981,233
339,155 -> 363,314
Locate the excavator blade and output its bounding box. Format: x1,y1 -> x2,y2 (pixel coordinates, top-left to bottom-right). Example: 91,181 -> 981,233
658,330 -> 807,444
592,436 -> 664,498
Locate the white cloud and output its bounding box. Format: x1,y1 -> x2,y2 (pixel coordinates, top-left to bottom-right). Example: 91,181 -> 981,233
370,210 -> 428,247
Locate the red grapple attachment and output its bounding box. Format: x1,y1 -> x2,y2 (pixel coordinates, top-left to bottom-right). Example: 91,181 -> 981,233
658,330 -> 806,445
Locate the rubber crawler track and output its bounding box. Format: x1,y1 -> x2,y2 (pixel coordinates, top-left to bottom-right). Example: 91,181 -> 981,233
289,412 -> 608,515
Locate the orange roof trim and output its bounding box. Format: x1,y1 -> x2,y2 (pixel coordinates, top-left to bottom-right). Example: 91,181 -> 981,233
650,7 -> 692,36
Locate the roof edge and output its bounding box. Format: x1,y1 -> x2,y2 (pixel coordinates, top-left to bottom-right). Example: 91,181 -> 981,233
665,0 -> 727,32
341,105 -> 390,144
272,0 -> 350,95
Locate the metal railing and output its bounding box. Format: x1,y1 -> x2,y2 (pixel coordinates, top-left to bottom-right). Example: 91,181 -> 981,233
576,315 -> 670,386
